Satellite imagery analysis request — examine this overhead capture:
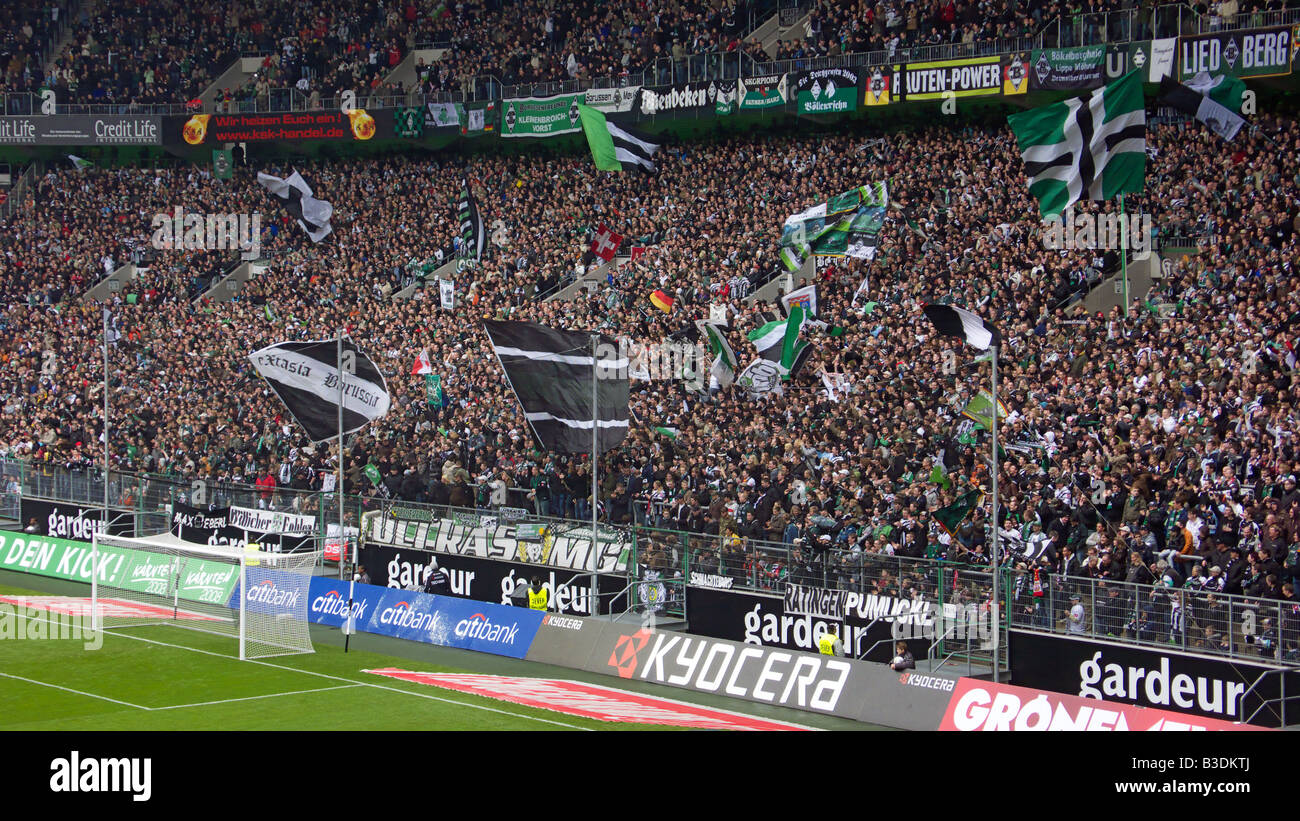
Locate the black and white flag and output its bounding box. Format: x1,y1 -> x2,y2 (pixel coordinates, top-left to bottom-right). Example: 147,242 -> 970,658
256,170 -> 333,242
482,321 -> 629,454
458,176 -> 485,261
248,337 -> 391,442
923,303 -> 1000,351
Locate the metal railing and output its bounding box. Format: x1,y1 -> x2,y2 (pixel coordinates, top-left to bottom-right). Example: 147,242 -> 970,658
7,3 -> 1297,118
7,456 -> 1300,669
1006,572 -> 1300,664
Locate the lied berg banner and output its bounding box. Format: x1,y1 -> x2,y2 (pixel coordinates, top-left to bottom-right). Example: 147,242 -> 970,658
1177,26 -> 1292,79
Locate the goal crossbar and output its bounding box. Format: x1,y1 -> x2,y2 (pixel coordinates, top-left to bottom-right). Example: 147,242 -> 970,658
90,531 -> 322,660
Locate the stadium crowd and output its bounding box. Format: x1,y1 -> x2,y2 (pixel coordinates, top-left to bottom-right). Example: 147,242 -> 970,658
9,0 -> 1287,108
1,90 -> 1300,652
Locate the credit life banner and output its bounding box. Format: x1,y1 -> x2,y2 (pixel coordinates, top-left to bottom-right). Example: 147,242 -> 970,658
500,93 -> 583,138
894,56 -> 1006,100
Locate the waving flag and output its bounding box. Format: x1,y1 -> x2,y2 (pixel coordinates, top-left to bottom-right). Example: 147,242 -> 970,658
482,321 -> 629,454
1008,70 -> 1146,219
411,348 -> 434,375
248,337 -> 391,442
590,224 -> 622,262
256,171 -> 333,242
576,103 -> 661,172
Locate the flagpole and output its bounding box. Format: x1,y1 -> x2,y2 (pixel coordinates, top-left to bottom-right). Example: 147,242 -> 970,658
990,343 -> 1001,683
1120,194 -> 1130,317
591,332 -> 600,617
102,305 -> 110,517
339,329 -> 354,652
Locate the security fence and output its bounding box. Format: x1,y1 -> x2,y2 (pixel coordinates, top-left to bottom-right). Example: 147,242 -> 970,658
4,457 -> 1298,667
5,3 -> 1297,118
1006,571 -> 1300,664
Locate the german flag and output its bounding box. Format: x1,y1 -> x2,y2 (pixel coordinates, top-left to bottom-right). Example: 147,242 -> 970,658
650,289 -> 675,313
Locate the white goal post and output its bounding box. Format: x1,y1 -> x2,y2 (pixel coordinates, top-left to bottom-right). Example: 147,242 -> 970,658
90,531 -> 322,660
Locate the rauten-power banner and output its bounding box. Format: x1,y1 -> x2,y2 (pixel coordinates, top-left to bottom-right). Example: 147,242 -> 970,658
794,68 -> 860,114
738,75 -> 788,110
501,94 -> 583,137
1177,26 -> 1292,79
896,56 -> 1003,100
940,678 -> 1267,731
0,115 -> 161,145
1029,44 -> 1106,90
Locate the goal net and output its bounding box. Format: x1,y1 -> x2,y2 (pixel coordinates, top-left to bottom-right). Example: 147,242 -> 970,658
90,531 -> 321,660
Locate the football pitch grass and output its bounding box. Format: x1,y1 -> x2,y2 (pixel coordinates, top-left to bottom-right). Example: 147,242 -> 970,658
0,571 -> 881,731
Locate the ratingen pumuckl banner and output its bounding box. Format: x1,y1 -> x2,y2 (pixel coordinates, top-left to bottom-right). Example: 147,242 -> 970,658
1030,45 -> 1106,90
685,584 -> 935,661
501,93 -> 583,137
794,68 -> 859,114
1177,26 -> 1292,79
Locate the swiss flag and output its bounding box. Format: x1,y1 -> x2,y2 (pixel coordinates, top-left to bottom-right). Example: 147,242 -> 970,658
411,348 -> 433,375
630,246 -> 646,261
590,224 -> 623,262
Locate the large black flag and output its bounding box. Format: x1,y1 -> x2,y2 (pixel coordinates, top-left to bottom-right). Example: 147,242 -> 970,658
248,337 -> 391,442
922,303 -> 1000,351
482,321 -> 629,454
256,170 -> 333,242
458,176 -> 485,261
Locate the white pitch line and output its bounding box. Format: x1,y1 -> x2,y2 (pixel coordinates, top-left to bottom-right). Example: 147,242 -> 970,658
148,684 -> 363,711
91,627 -> 594,730
0,671 -> 149,711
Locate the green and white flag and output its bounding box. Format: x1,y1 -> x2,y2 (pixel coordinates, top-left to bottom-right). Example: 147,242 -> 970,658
1008,69 -> 1146,219
695,320 -> 738,388
933,489 -> 985,537
68,154 -> 94,171
211,149 -> 232,180
1157,72 -> 1246,141
746,305 -> 811,380
778,182 -> 888,272
962,390 -> 1009,431
654,426 -> 679,440
576,103 -> 660,172
425,374 -> 443,406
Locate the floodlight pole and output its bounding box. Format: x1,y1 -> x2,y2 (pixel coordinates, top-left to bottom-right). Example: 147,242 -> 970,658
989,343 -> 1001,683
102,305 -> 110,516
